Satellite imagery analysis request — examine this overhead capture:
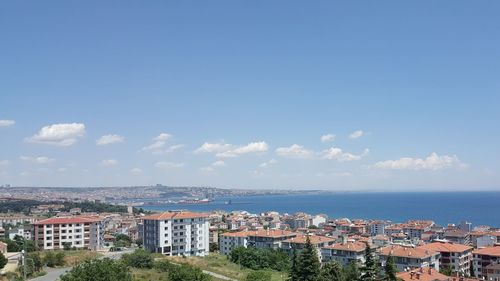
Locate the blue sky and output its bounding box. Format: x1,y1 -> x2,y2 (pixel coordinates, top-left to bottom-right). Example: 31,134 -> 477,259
1,1 -> 499,190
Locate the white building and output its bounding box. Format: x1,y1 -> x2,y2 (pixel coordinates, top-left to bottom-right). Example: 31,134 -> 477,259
33,217 -> 104,250
321,241 -> 367,266
142,211 -> 210,257
378,245 -> 440,272
369,221 -> 388,236
219,231 -> 249,255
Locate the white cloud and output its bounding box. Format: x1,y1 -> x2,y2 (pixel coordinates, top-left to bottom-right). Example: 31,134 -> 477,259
259,159 -> 277,168
216,141 -> 268,158
20,155 -> 55,164
322,148 -> 369,162
194,142 -> 234,154
349,130 -> 364,139
0,160 -> 10,166
212,160 -> 226,167
373,152 -> 466,171
321,134 -> 336,143
96,134 -> 125,145
0,120 -> 15,127
195,141 -> 268,158
154,161 -> 184,169
28,123 -> 86,146
57,167 -> 68,173
275,144 -> 314,159
163,144 -> 185,154
130,168 -> 143,175
142,133 -> 172,152
100,159 -> 118,166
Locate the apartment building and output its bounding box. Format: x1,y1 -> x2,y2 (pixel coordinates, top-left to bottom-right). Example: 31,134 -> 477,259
402,220 -> 434,239
33,217 -> 104,250
0,216 -> 36,227
378,245 -> 440,272
369,221 -> 389,236
321,241 -> 367,266
418,241 -> 473,276
246,229 -> 296,250
0,241 -> 7,254
219,231 -> 250,255
142,211 -> 210,257
472,245 -> 500,279
282,235 -> 335,261
444,230 -> 470,245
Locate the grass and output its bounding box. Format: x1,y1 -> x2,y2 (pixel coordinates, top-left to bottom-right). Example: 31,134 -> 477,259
62,250 -> 103,266
163,253 -> 288,281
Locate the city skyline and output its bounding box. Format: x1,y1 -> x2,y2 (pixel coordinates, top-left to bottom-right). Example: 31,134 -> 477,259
1,1 -> 499,190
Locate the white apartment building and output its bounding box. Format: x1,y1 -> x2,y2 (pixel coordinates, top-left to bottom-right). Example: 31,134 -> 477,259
418,241 -> 473,276
33,217 -> 104,250
142,211 -> 210,257
321,241 -> 367,266
219,231 -> 249,255
472,245 -> 500,279
246,229 -> 296,250
369,221 -> 389,236
378,245 -> 440,272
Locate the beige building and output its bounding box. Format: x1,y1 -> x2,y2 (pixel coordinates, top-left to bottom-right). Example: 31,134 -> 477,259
418,241 -> 473,276
321,241 -> 367,266
378,245 -> 440,272
473,245 -> 500,279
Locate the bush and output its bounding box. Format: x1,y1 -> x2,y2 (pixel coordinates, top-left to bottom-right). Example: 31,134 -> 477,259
60,258 -> 132,281
169,264 -> 211,281
121,249 -> 153,269
246,270 -> 272,281
44,251 -> 65,267
230,247 -> 290,271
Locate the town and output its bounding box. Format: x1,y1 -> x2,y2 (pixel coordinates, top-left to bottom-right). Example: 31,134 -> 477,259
1,198 -> 499,281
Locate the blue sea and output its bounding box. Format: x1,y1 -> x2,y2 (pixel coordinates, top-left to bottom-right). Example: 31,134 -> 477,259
142,192 -> 500,227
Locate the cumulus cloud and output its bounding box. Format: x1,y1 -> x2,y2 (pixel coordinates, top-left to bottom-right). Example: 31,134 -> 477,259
130,168 -> 143,175
200,160 -> 227,173
0,120 -> 15,127
321,134 -> 336,143
28,123 -> 86,146
195,141 -> 268,158
212,160 -> 226,167
322,148 -> 369,162
96,134 -> 125,145
373,152 -> 466,171
142,133 -> 172,152
259,159 -> 277,168
100,159 -> 118,166
20,155 -> 55,164
349,130 -> 364,139
154,161 -> 184,169
216,141 -> 268,158
275,144 -> 314,159
163,144 -> 185,153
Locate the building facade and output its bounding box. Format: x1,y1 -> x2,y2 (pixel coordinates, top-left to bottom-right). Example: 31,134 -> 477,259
418,241 -> 473,276
142,211 -> 210,257
33,217 -> 104,251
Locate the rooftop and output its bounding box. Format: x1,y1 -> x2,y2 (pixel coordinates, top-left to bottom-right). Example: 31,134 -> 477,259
473,245 -> 500,257
143,211 -> 209,220
378,245 -> 438,259
418,242 -> 473,253
33,216 -> 101,225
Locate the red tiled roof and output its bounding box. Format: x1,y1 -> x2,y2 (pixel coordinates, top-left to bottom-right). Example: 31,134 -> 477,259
247,229 -> 296,238
419,242 -> 472,253
378,245 -> 438,259
143,211 -> 209,220
34,216 -> 101,225
323,241 -> 367,252
283,235 -> 335,245
473,246 -> 500,257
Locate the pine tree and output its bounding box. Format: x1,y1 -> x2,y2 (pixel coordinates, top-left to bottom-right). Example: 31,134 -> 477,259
319,261 -> 344,281
384,255 -> 397,281
297,236 -> 321,281
0,251 -> 7,270
289,249 -> 300,281
343,261 -> 360,281
469,263 -> 475,278
360,243 -> 379,281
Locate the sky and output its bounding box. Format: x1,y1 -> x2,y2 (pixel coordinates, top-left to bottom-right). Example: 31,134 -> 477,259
1,1 -> 499,191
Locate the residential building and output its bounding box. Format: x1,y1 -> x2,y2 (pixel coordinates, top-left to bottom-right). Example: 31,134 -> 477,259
282,235 -> 335,260
444,230 -> 470,245
418,241 -> 473,276
396,267 -> 449,281
473,246 -> 500,279
0,216 -> 36,227
484,263 -> 500,281
219,231 -> 249,255
0,241 -> 6,254
246,229 -> 296,250
378,245 -> 440,272
142,211 -> 210,257
33,217 -> 104,250
402,220 -> 434,239
321,241 -> 367,266
0,227 -> 5,238
369,221 -> 388,236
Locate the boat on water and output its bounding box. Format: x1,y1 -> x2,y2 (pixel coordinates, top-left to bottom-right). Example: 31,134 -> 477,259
176,198 -> 211,204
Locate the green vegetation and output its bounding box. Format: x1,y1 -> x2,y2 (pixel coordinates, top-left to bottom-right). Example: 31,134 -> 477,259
294,236 -> 321,281
44,251 -> 65,267
360,243 -> 379,281
0,236 -> 37,252
384,255 -> 398,281
246,270 -> 273,281
61,201 -> 128,213
319,261 -> 344,281
440,265 -> 453,276
122,249 -> 154,269
342,261 -> 360,280
0,251 -> 7,270
230,247 -> 290,271
114,233 -> 133,247
0,199 -> 41,213
60,258 -> 132,281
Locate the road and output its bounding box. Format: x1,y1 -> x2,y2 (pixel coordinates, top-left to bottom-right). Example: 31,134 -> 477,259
30,249 -> 134,281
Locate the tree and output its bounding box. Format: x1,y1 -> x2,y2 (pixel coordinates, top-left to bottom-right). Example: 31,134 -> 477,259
0,251 -> 8,270
441,266 -> 453,276
60,258 -> 132,281
28,252 -> 43,272
169,263 -> 211,281
246,270 -> 272,281
343,261 -> 360,281
209,242 -> 219,252
360,243 -> 379,281
44,251 -> 65,267
296,236 -> 321,281
121,248 -> 153,269
469,263 -> 475,277
62,242 -> 72,251
134,238 -> 143,247
289,249 -> 299,281
384,255 -> 397,281
319,261 -> 344,281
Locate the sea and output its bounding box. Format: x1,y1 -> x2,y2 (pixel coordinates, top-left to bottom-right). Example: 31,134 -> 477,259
141,192 -> 500,227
